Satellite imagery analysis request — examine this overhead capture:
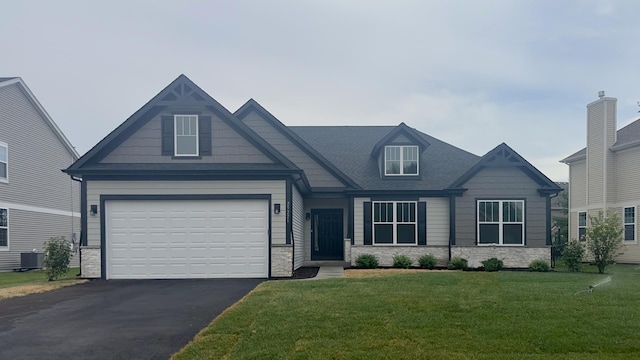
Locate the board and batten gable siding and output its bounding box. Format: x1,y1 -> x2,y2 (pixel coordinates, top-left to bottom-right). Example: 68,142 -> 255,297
85,180 -> 287,248
240,111 -> 346,188
569,160 -> 587,208
291,185 -> 305,270
0,83 -> 79,211
0,209 -> 80,269
615,147 -> 640,203
101,107 -> 273,164
303,198 -> 349,261
454,167 -> 547,247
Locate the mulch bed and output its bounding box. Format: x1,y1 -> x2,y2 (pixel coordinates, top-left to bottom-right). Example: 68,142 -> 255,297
291,267 -> 319,279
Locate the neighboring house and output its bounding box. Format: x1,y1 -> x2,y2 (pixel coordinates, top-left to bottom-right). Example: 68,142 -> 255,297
561,92 -> 640,264
0,77 -> 80,270
64,75 -> 561,279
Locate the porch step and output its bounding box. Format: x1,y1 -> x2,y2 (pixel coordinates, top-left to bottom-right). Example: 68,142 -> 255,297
303,261 -> 350,268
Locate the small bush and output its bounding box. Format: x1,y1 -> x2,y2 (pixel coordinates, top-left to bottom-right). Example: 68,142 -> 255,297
562,240 -> 585,272
355,254 -> 379,269
393,255 -> 413,269
529,259 -> 550,272
481,257 -> 504,272
44,236 -> 72,281
418,254 -> 437,269
447,257 -> 468,270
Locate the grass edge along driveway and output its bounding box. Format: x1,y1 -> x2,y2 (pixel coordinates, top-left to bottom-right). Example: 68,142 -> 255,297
0,267 -> 86,300
172,265 -> 640,360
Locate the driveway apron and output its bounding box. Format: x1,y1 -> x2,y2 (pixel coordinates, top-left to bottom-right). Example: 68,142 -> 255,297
0,278 -> 263,360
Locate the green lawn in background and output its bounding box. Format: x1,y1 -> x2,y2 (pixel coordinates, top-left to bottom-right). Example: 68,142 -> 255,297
0,267 -> 80,288
173,264 -> 640,360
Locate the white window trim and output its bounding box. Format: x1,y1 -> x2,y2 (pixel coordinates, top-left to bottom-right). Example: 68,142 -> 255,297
0,208 -> 8,250
0,141 -> 7,183
578,211 -> 587,242
372,201 -> 418,245
477,200 -> 525,246
623,206 -> 636,243
174,115 -> 199,157
384,145 -> 419,176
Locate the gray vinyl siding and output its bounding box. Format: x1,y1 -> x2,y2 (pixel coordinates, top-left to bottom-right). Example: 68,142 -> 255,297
241,111 -> 346,188
0,209 -> 80,270
569,160 -> 587,208
615,147 -> 640,202
292,185 -> 304,270
353,197 -> 370,246
454,167 -> 547,247
0,83 -> 79,210
419,197 -> 449,246
85,180 -> 286,248
101,107 -> 273,163
303,198 -> 349,261
0,83 -> 80,270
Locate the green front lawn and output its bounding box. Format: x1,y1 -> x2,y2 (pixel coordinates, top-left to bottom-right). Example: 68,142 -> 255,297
173,265 -> 640,360
0,267 -> 80,288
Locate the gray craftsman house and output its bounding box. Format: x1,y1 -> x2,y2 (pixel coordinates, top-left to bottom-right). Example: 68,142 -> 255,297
65,75 -> 561,279
0,77 -> 80,270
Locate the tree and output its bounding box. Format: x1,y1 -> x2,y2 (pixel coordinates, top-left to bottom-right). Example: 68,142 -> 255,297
584,210 -> 625,274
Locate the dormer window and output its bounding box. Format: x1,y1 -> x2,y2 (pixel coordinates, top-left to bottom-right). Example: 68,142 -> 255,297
385,146 -> 418,176
174,115 -> 199,156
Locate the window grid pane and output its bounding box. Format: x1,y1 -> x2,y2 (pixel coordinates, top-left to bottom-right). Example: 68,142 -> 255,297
372,201 -> 417,244
578,212 -> 587,227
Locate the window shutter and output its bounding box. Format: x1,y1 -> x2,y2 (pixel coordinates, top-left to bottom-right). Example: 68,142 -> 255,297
363,202 -> 372,245
418,201 -> 427,245
161,116 -> 174,156
199,116 -> 212,156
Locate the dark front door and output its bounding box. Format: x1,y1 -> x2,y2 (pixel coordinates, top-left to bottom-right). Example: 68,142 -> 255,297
311,209 -> 344,260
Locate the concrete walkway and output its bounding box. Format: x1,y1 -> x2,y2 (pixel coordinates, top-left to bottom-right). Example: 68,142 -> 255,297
313,266 -> 345,279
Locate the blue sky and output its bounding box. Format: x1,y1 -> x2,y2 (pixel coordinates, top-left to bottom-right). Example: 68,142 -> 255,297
2,0 -> 639,181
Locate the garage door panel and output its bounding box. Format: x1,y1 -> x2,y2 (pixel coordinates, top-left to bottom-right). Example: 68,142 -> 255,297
106,199 -> 269,279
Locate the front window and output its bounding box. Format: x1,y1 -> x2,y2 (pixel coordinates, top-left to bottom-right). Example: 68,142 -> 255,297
578,212 -> 587,241
0,142 -> 7,182
385,146 -> 418,175
373,201 -> 416,244
0,208 -> 7,248
624,207 -> 635,242
477,200 -> 524,245
174,115 -> 199,156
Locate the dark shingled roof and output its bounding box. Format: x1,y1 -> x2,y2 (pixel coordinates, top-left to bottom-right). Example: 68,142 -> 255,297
290,126 -> 479,190
561,117 -> 640,163
66,162 -> 292,174
0,77 -> 18,83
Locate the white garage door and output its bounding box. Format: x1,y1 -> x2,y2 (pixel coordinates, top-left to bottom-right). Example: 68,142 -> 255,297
105,199 -> 269,279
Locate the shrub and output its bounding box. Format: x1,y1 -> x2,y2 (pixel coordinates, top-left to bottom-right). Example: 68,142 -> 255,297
355,254 -> 379,269
481,257 -> 504,272
393,255 -> 412,269
43,236 -> 72,281
447,257 -> 468,270
585,210 -> 625,274
562,240 -> 585,272
529,259 -> 550,272
418,254 -> 437,269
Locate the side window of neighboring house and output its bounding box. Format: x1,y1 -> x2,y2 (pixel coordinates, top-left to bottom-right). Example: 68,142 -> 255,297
578,212 -> 587,241
0,208 -> 7,248
624,207 -> 635,242
0,142 -> 7,182
174,115 -> 199,156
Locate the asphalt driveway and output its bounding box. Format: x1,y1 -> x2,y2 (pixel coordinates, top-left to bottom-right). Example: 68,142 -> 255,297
0,278 -> 264,360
